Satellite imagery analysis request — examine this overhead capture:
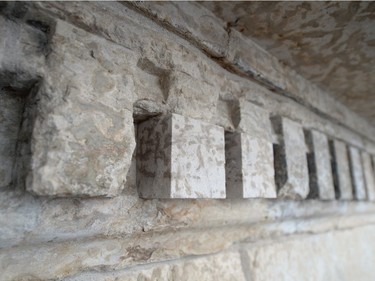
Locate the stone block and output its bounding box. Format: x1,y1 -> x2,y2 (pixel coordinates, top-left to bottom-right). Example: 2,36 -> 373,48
167,71 -> 219,123
348,146 -> 367,200
225,132 -> 276,198
272,116 -> 309,199
137,113 -> 226,198
331,140 -> 353,200
25,20 -> 136,197
362,152 -> 375,201
306,130 -> 335,200
236,100 -> 273,141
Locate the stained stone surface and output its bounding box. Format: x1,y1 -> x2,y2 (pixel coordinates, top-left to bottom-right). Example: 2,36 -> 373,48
24,20 -> 136,197
273,116 -> 309,199
64,251 -> 247,281
137,113 -> 225,199
167,71 -> 220,123
202,2 -> 375,127
349,147 -> 367,200
226,132 -> 276,198
236,100 -> 273,141
332,140 -> 353,200
1,2 -> 375,280
362,152 -> 375,201
307,130 -> 335,200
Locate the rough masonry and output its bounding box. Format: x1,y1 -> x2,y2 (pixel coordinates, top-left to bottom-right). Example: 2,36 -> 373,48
1,2 -> 375,281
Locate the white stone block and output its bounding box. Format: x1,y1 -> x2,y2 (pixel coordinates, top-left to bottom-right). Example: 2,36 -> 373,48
307,130 -> 335,200
331,140 -> 353,200
362,152 -> 375,201
348,146 -> 367,200
225,132 -> 276,198
273,117 -> 309,199
137,113 -> 226,198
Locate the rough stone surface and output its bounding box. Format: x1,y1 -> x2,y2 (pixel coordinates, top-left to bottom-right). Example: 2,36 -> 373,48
64,251 -> 246,281
349,146 -> 367,200
167,71 -> 220,123
137,113 -> 226,198
226,132 -> 276,198
362,152 -> 375,201
236,100 -> 273,141
306,130 -> 335,200
202,2 -> 375,127
129,1 -> 229,58
331,140 -> 353,200
243,224 -> 375,281
25,19 -> 136,197
273,116 -> 309,199
1,2 -> 375,281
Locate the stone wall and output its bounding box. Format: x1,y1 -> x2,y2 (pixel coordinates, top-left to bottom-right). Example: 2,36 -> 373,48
0,2 -> 375,280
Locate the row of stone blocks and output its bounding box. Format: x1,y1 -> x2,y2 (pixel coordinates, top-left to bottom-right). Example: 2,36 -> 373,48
137,102 -> 375,200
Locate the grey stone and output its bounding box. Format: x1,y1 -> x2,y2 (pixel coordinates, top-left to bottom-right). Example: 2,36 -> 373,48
26,20 -> 136,197
306,130 -> 335,200
167,71 -> 220,123
348,146 -> 367,200
137,113 -> 226,198
331,140 -> 353,200
226,132 -> 276,198
129,1 -> 229,57
236,100 -> 273,142
272,116 -> 309,199
362,152 -> 375,201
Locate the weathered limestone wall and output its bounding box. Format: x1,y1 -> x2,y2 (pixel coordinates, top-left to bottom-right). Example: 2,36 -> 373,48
1,2 -> 375,280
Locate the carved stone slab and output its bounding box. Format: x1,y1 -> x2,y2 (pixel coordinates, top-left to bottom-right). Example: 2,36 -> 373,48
137,113 -> 226,198
307,130 -> 335,200
331,140 -> 353,200
348,146 -> 367,200
226,132 -> 276,198
273,117 -> 309,199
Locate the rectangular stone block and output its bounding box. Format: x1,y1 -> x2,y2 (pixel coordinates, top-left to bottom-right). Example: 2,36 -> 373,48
331,140 -> 353,200
306,130 -> 335,200
362,152 -> 375,201
348,146 -> 367,200
225,132 -> 276,198
272,116 -> 309,199
137,113 -> 226,198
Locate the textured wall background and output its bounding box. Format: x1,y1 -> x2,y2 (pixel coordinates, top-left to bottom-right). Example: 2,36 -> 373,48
0,2 -> 375,280
201,1 -> 375,125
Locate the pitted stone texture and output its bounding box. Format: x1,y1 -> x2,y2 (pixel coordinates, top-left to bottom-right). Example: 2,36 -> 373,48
348,147 -> 367,200
236,100 -> 273,141
64,251 -> 246,281
362,152 -> 375,201
332,140 -> 353,200
226,132 -> 276,198
273,117 -> 309,199
129,2 -> 229,58
137,113 -> 225,198
167,71 -> 219,123
307,130 -> 335,200
26,20 -> 136,197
